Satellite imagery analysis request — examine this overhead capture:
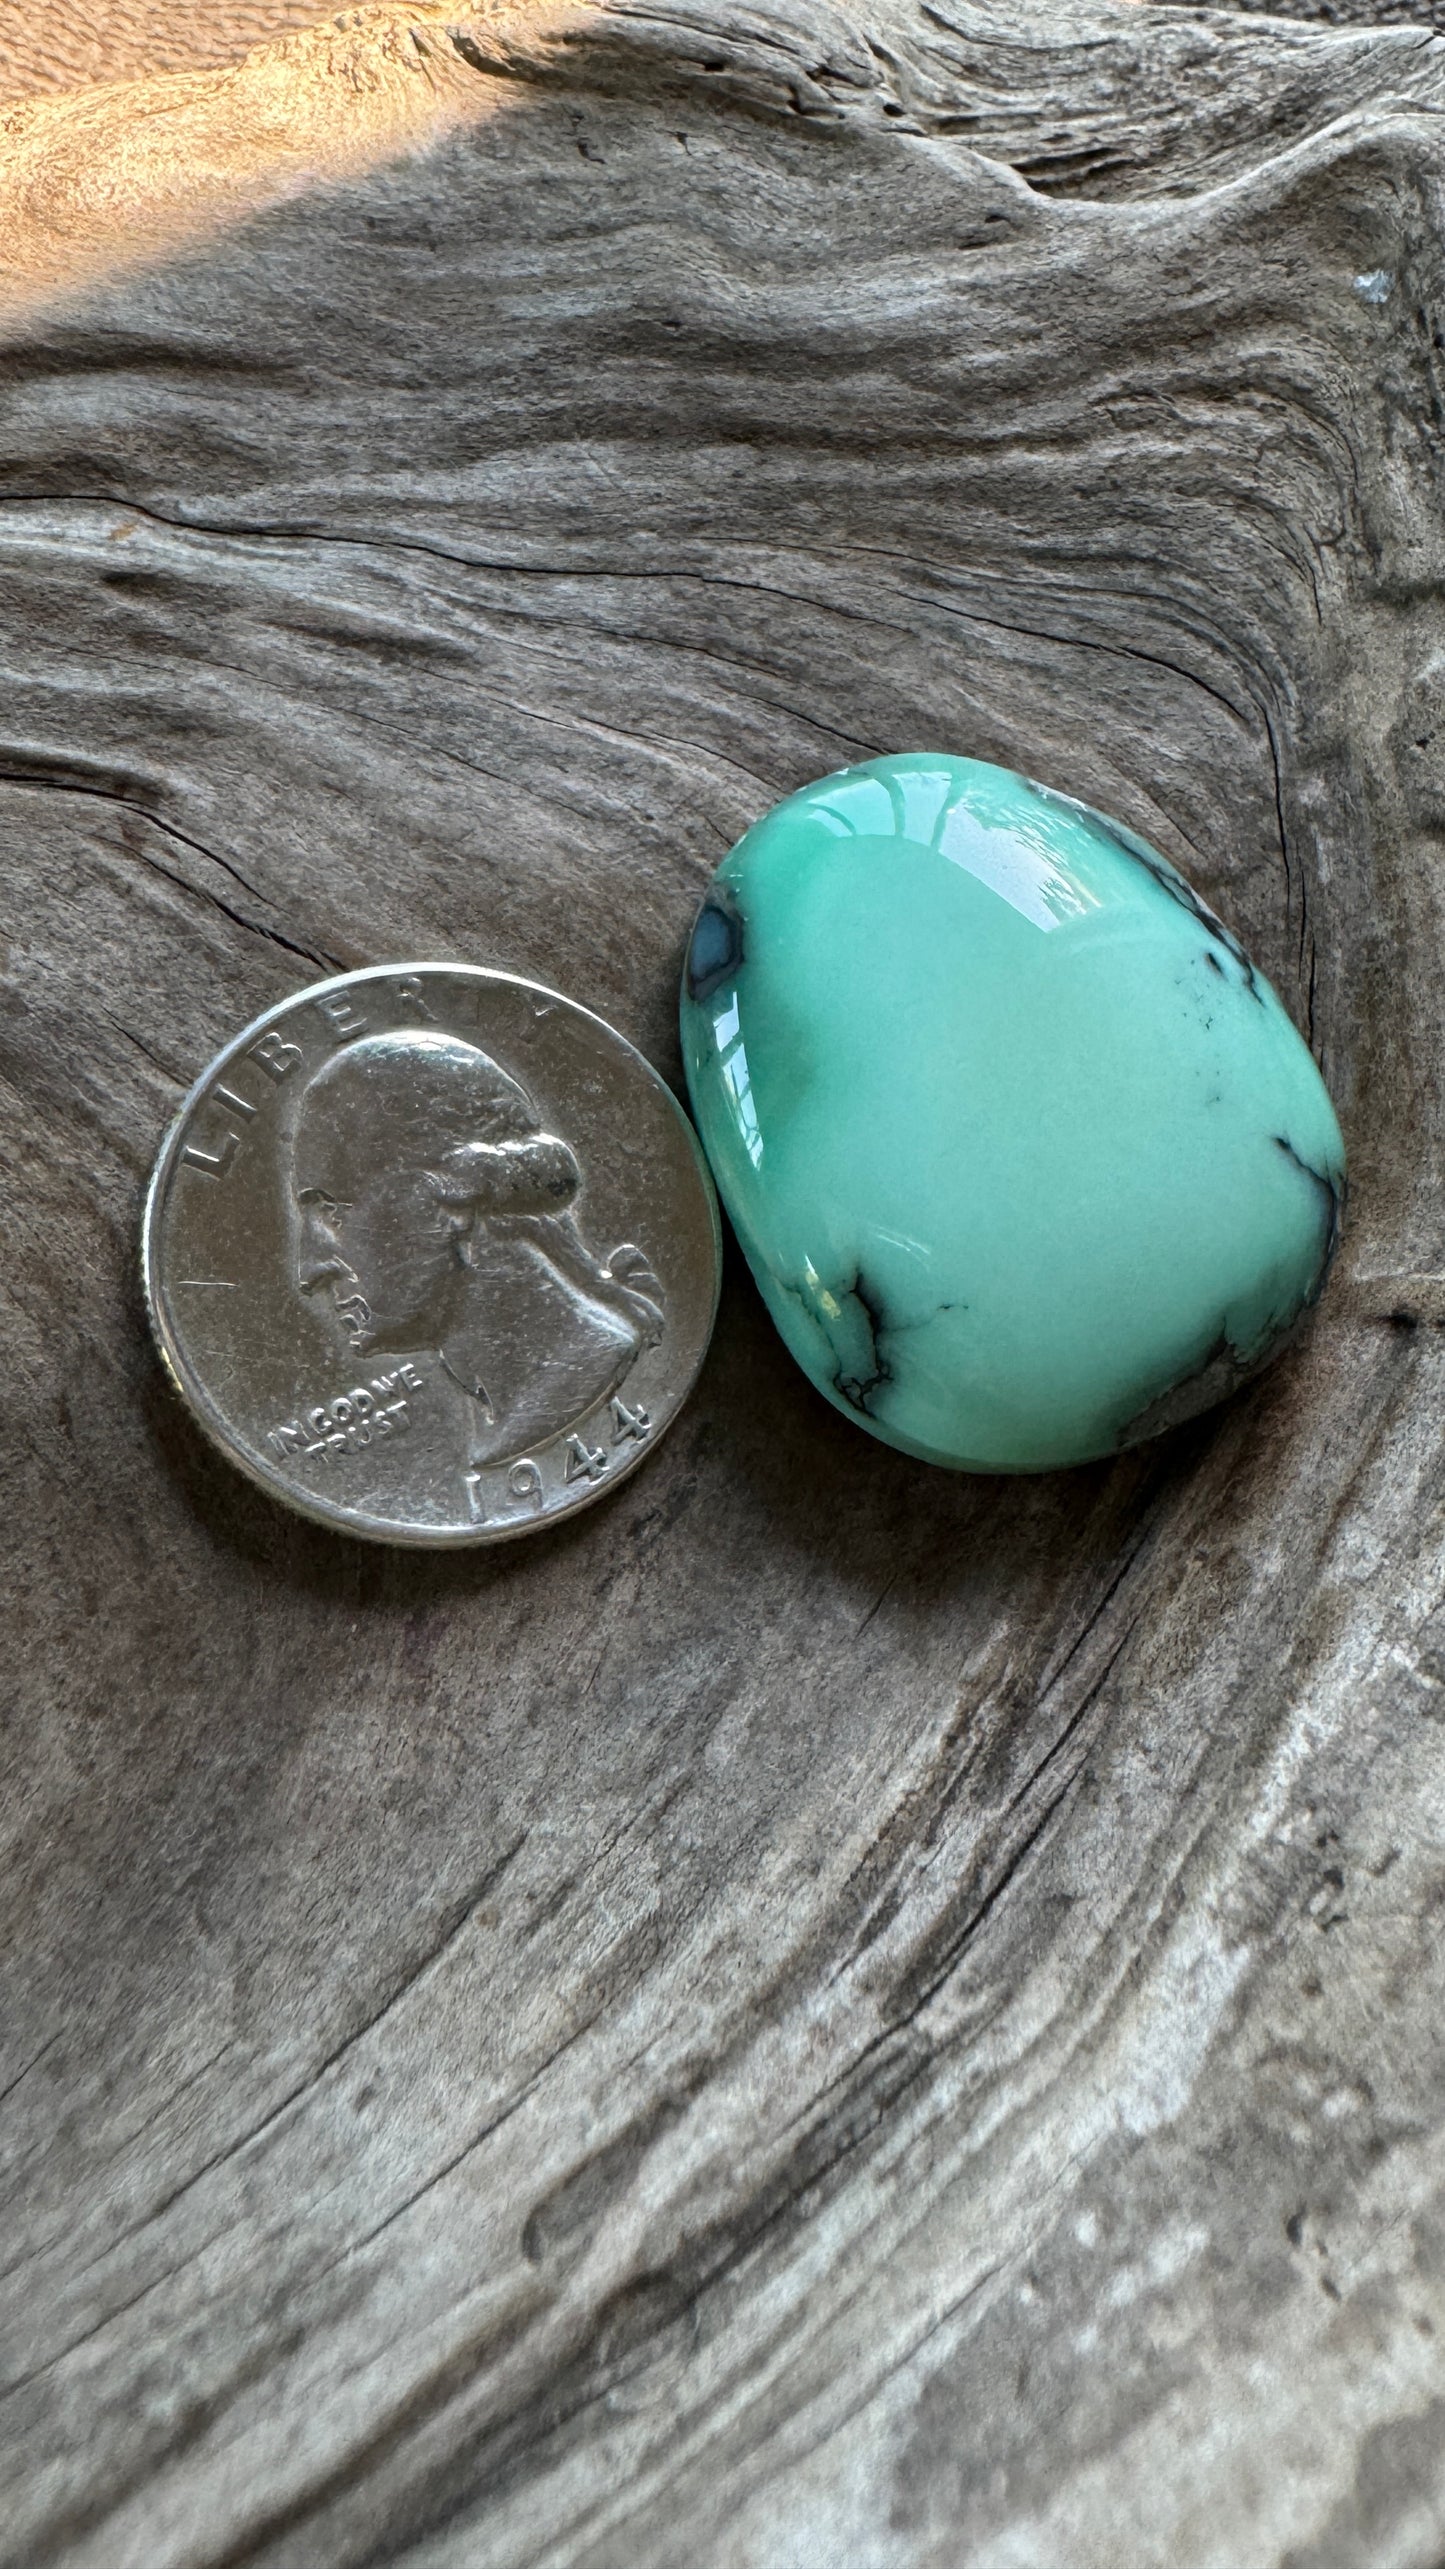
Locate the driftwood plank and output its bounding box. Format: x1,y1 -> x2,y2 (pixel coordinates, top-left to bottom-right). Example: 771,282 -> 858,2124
2,3 -> 1444,2562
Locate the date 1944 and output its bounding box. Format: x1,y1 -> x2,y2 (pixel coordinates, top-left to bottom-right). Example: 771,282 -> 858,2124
466,1396 -> 650,1524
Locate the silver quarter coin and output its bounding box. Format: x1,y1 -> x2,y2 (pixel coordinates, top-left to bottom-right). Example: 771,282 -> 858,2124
142,964 -> 722,1543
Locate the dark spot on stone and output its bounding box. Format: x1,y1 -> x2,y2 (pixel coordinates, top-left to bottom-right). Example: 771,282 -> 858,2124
1021,776 -> 1266,1002
824,1276 -> 961,1417
1117,1326 -> 1252,1447
1204,949 -> 1226,978
1286,2206 -> 1306,2247
1117,1129 -> 1345,1451
776,1265 -> 958,1428
685,889 -> 744,1002
1274,1133 -> 1345,1277
834,1270 -> 893,1415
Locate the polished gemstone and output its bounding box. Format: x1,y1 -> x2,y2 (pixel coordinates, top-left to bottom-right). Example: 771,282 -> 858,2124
680,754 -> 1345,1472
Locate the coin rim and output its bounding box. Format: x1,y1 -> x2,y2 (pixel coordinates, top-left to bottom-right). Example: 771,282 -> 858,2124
141,962 -> 722,1546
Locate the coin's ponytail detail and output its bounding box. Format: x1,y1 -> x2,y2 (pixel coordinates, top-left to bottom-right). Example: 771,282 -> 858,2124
431,1138 -> 663,1344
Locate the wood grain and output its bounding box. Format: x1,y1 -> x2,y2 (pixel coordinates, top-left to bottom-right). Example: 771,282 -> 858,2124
1,3 -> 1443,2564
0,6 -> 593,318
0,0 -> 334,104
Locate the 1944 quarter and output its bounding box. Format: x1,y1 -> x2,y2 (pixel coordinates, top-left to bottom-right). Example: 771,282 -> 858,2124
142,965 -> 722,1543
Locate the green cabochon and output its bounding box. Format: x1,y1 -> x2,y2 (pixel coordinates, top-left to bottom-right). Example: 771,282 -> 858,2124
681,755 -> 1345,1473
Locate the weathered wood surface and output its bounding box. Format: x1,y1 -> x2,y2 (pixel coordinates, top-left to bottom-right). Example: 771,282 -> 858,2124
0,0 -> 327,104
3,1 -> 1445,2561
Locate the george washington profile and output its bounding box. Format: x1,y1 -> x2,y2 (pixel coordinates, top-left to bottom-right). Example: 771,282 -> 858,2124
290,1029 -> 664,1467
